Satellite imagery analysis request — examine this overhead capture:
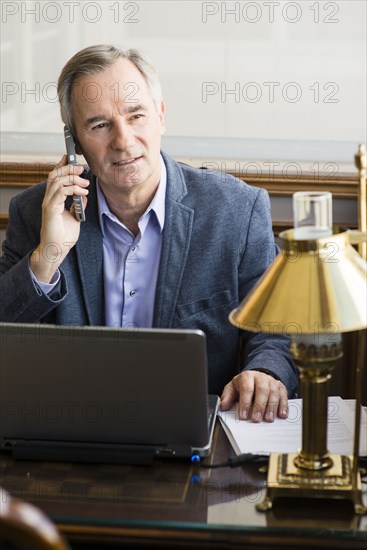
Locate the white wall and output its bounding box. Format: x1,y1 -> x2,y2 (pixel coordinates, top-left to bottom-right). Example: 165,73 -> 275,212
1,0 -> 366,161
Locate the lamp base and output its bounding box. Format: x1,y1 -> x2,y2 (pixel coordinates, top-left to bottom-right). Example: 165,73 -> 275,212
256,453 -> 367,514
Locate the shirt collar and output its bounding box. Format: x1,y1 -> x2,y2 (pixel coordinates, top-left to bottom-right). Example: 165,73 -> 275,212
96,154 -> 166,236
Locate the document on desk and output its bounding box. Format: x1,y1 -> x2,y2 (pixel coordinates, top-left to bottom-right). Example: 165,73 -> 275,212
218,396 -> 367,456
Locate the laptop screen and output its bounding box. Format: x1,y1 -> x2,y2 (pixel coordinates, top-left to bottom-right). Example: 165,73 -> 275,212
0,323 -> 218,463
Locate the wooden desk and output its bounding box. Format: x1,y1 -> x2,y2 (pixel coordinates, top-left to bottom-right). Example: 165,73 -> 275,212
1,423 -> 366,549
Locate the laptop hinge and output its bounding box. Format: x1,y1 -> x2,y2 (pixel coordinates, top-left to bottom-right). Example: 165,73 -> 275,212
12,440 -> 156,465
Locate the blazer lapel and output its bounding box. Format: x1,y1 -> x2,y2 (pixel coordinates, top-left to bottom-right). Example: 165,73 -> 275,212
153,153 -> 194,327
75,177 -> 104,326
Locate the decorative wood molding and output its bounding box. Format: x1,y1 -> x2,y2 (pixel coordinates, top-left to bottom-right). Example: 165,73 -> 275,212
229,171 -> 359,198
0,162 -> 54,187
0,161 -> 359,233
0,162 -> 360,197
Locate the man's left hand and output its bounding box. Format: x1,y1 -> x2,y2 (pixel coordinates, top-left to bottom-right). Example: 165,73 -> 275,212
220,370 -> 288,422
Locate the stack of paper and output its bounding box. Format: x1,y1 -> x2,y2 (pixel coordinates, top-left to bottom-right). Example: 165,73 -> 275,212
218,396 -> 367,456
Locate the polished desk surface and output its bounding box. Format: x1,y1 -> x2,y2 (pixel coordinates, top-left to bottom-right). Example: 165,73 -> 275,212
1,422 -> 366,549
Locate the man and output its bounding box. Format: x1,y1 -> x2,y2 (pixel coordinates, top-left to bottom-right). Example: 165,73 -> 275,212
0,45 -> 298,422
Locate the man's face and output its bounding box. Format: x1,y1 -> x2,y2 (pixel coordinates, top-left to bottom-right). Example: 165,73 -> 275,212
71,58 -> 165,195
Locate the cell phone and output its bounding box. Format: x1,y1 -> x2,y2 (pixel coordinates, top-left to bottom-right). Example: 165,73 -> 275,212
63,125 -> 86,222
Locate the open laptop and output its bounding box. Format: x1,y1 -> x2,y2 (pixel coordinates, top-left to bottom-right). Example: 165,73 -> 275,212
0,323 -> 219,464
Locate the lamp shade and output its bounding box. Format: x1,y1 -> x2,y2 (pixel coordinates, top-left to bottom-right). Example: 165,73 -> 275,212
229,229 -> 367,334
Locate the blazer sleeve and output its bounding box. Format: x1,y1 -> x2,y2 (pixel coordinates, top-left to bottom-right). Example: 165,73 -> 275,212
0,194 -> 67,322
237,188 -> 299,397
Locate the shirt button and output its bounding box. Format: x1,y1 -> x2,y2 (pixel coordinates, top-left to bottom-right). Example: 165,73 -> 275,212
131,246 -> 136,252
129,290 -> 136,297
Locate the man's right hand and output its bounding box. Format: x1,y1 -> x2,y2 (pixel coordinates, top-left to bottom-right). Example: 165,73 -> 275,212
29,155 -> 89,283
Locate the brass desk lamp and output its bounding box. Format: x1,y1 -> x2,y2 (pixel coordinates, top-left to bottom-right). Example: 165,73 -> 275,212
229,147 -> 367,513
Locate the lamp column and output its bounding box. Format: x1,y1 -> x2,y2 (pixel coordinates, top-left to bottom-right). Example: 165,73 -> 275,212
292,338 -> 342,471
291,191 -> 339,471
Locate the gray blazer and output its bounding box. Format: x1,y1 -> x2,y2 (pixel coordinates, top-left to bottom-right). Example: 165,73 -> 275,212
0,151 -> 298,396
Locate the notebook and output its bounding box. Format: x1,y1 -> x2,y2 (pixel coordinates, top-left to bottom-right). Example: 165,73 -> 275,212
0,323 -> 219,464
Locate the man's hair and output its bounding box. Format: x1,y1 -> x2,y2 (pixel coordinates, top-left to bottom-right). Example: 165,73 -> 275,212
57,44 -> 162,133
